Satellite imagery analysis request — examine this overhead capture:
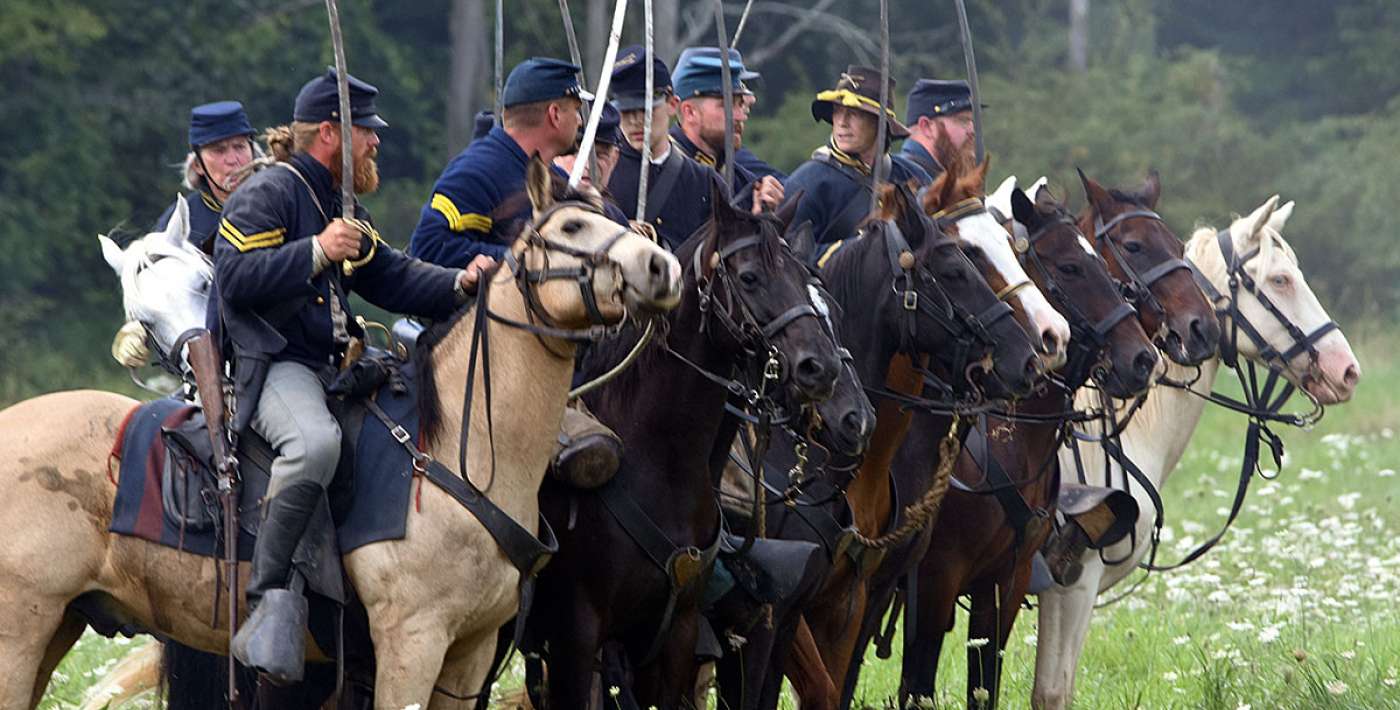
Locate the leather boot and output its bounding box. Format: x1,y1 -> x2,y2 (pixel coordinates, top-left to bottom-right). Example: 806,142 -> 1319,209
1041,523 -> 1092,586
231,480 -> 322,685
549,402 -> 622,489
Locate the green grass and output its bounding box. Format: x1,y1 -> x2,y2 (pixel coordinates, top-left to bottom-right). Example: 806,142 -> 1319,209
38,328 -> 1400,708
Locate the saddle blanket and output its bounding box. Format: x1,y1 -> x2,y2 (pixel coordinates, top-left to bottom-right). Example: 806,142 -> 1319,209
109,363 -> 423,559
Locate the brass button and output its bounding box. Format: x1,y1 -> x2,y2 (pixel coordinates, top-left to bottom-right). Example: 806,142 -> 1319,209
315,296 -> 326,305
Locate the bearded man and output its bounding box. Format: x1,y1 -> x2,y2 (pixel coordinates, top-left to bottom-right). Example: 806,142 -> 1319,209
214,69 -> 492,683
899,78 -> 980,184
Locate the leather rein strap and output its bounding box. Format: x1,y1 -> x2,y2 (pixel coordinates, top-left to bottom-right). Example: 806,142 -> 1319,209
1093,208 -> 1190,324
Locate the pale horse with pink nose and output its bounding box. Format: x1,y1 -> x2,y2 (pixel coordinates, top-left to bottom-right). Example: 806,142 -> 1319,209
1031,194 -> 1362,709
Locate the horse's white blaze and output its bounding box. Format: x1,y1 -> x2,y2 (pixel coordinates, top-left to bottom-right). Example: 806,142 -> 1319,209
1076,235 -> 1096,255
955,210 -> 1069,361
1033,195 -> 1360,710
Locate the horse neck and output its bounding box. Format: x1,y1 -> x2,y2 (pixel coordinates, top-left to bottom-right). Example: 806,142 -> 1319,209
991,390 -> 1072,505
425,274 -> 576,523
848,352 -> 924,535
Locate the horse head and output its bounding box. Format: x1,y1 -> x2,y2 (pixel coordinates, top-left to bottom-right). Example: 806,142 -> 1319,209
516,158 -> 681,327
97,195 -> 213,369
1010,182 -> 1158,398
1186,196 -> 1360,404
1078,169 -> 1219,365
922,156 -> 1071,372
851,181 -> 1041,401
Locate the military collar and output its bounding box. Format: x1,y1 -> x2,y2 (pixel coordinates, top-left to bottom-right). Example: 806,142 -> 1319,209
900,139 -> 942,177
290,152 -> 340,215
197,189 -> 223,212
487,125 -> 530,167
620,136 -> 679,165
669,126 -> 718,168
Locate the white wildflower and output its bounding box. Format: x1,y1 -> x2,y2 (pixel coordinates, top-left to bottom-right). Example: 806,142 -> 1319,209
966,637 -> 990,649
1337,493 -> 1361,510
1258,626 -> 1281,643
1172,635 -> 1191,646
1325,679 -> 1348,695
1162,671 -> 1179,682
1378,468 -> 1395,477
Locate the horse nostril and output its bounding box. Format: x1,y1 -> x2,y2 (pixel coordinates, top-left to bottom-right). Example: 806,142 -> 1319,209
1040,328 -> 1060,356
648,252 -> 669,279
1343,363 -> 1360,388
1023,354 -> 1042,382
1133,349 -> 1157,378
843,410 -> 869,439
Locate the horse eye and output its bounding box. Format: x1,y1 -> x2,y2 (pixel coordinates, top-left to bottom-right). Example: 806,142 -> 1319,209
1123,240 -> 1143,254
1270,273 -> 1291,288
1056,263 -> 1080,276
739,271 -> 760,287
562,220 -> 584,234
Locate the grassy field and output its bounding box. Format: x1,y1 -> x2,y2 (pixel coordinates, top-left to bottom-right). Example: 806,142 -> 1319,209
38,327 -> 1400,709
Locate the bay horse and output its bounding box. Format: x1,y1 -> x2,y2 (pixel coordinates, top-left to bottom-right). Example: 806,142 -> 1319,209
896,180 -> 1163,709
1032,195 -> 1361,709
784,179 -> 1046,710
526,188 -> 864,709
0,158 -> 683,709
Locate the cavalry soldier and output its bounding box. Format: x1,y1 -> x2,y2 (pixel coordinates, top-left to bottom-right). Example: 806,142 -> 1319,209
899,78 -> 979,183
217,68 -> 491,682
409,57 -> 625,495
407,57 -> 590,266
111,101 -> 260,370
553,102 -> 625,193
157,101 -> 259,254
669,47 -> 784,211
606,45 -> 725,250
783,66 -> 931,259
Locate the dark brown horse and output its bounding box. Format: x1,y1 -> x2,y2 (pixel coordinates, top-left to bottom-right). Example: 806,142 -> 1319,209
783,181 -> 1044,710
896,181 -> 1160,708
526,190 -> 862,709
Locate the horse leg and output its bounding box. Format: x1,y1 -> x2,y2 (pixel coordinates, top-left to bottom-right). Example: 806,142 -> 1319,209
31,608 -> 88,708
429,628 -> 499,710
0,596 -> 73,708
369,618 -> 452,710
634,613 -> 700,709
978,568 -> 1031,710
902,558 -> 959,706
1031,556 -> 1105,710
783,618 -> 837,710
547,605 -> 605,710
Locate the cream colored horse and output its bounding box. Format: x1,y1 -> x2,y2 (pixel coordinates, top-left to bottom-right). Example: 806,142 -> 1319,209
0,161 -> 682,709
1031,195 -> 1361,709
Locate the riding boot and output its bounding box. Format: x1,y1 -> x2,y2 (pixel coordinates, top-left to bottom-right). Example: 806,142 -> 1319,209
230,479 -> 322,685
1041,524 -> 1092,586
549,400 -> 622,489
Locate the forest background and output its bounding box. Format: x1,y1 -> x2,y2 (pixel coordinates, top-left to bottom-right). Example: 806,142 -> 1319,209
3,0 -> 1398,402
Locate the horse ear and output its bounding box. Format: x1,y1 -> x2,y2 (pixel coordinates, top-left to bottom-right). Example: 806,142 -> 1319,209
1245,194 -> 1281,242
1266,200 -> 1295,234
98,234 -> 125,274
1139,169 -> 1162,209
788,220 -> 815,263
1010,187 -> 1036,228
1077,167 -> 1113,216
525,157 -> 555,214
969,153 -> 991,191
710,176 -> 740,228
775,189 -> 804,231
1032,182 -> 1058,213
164,194 -> 191,249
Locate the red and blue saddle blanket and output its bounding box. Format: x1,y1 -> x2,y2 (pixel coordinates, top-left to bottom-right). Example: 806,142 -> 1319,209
109,364 -> 422,559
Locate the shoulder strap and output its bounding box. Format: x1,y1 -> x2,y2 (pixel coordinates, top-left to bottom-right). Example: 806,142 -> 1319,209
643,146 -> 687,224
810,153 -> 881,245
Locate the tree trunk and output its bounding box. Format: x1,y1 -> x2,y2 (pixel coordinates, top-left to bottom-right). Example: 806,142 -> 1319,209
655,0 -> 679,64
1069,0 -> 1089,73
585,0 -> 608,78
447,0 -> 488,156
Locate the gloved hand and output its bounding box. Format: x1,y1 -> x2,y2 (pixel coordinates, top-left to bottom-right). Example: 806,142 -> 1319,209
111,320 -> 151,368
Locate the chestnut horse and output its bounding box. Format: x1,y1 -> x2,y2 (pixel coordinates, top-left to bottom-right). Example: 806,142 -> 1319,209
0,160 -> 682,709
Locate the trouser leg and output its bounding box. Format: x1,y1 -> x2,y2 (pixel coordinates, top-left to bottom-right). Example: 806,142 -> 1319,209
231,361 -> 341,685
550,398 -> 622,489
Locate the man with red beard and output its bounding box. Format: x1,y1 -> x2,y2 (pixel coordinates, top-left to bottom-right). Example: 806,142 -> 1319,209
214,69 -> 492,683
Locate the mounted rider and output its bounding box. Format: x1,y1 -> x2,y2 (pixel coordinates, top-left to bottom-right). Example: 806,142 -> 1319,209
668,47 -> 784,212
605,46 -> 727,250
783,66 -> 931,262
111,102 -> 260,371
899,79 -> 980,184
553,102 -> 626,209
218,68 -> 490,683
408,57 -> 625,490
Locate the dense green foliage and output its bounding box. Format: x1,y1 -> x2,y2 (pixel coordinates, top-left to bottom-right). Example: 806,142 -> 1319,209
3,0 -> 1397,402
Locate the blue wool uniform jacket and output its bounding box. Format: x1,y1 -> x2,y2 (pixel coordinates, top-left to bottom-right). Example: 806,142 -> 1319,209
608,140 -> 725,250
669,126 -> 760,201
214,152 -> 461,374
156,189 -> 224,254
783,148 -> 930,250
408,125 -> 535,268
898,139 -> 945,186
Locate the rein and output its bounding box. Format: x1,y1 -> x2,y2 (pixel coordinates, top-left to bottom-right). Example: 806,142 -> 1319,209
1092,208 -> 1190,327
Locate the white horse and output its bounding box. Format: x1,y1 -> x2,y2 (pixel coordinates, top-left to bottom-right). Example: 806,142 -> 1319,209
1030,194 -> 1361,709
98,195 -> 213,373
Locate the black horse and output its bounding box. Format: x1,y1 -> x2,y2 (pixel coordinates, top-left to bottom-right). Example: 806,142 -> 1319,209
524,186 -> 868,709
719,182 -> 1043,710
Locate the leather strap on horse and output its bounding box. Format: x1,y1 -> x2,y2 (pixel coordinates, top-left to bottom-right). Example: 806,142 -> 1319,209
851,414 -> 963,550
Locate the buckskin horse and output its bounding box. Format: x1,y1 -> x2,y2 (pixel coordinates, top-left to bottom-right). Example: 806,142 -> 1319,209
775,180 -> 1045,710
895,180 -> 1164,709
524,189 -> 863,709
1032,194 -> 1362,709
0,159 -> 683,709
